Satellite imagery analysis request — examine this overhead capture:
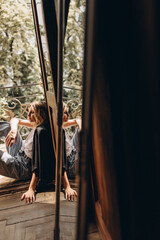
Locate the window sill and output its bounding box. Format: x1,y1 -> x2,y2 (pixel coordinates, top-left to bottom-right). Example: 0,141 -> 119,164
0,176 -> 30,196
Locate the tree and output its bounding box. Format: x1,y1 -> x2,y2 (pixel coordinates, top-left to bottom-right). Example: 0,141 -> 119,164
0,0 -> 43,102
63,0 -> 85,118
0,0 -> 86,122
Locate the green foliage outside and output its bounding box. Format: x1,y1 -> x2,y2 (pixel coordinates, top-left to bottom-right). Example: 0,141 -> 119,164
0,0 -> 43,120
63,0 -> 85,118
0,0 -> 85,124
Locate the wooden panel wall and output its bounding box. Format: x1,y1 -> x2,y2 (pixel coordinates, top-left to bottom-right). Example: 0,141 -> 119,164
86,1 -> 121,239
92,60 -> 121,240
88,0 -> 160,240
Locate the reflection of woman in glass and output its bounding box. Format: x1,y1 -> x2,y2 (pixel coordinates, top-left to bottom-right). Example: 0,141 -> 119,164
63,102 -> 81,179
0,101 -> 77,203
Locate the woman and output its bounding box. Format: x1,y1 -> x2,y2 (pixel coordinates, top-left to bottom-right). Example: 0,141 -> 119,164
0,101 -> 77,203
62,102 -> 81,178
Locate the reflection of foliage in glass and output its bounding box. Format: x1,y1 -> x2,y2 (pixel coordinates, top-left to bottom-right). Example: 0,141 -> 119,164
63,0 -> 85,118
0,0 -> 43,106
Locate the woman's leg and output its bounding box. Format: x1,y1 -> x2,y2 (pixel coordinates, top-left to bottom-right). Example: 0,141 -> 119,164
0,122 -> 30,180
0,121 -> 23,156
71,127 -> 80,153
67,128 -> 80,179
0,150 -> 31,180
0,121 -> 11,139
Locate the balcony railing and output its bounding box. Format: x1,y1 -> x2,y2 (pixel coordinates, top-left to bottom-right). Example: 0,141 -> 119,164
0,83 -> 82,138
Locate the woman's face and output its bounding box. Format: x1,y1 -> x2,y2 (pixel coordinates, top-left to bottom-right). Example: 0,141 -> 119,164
28,106 -> 36,123
63,106 -> 70,122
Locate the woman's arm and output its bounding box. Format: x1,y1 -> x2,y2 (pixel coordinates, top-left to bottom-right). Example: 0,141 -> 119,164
5,118 -> 34,147
5,118 -> 20,147
10,117 -> 35,128
63,118 -> 81,130
17,118 -> 35,128
21,172 -> 39,204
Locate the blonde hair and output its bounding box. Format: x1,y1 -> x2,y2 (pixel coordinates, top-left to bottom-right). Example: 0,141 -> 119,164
63,102 -> 69,122
29,101 -> 49,126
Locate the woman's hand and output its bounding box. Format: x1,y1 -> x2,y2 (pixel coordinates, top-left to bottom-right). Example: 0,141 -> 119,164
62,171 -> 77,201
5,118 -> 19,147
64,186 -> 77,201
21,173 -> 38,204
5,129 -> 17,147
21,189 -> 36,204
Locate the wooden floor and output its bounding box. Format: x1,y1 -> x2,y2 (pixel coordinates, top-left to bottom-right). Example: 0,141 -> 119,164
0,190 -> 75,240
0,143 -> 101,239
0,180 -> 101,240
